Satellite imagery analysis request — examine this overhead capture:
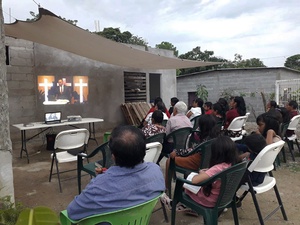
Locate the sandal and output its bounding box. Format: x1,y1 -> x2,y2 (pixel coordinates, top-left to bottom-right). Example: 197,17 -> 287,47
160,193 -> 172,210
185,209 -> 199,217
176,203 -> 188,212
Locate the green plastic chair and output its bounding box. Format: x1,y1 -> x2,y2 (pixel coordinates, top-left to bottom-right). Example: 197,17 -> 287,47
156,127 -> 193,164
60,194 -> 161,225
171,161 -> 248,225
190,115 -> 201,130
16,206 -> 59,225
167,139 -> 214,197
77,141 -> 114,193
145,132 -> 166,145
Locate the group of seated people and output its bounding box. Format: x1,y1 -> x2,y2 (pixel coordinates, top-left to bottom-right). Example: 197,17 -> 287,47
65,97 -> 299,222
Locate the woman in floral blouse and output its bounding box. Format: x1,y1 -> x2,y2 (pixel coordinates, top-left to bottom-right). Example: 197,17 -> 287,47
142,110 -> 166,138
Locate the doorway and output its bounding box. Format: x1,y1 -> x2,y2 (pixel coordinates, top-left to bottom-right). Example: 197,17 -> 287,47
149,73 -> 161,103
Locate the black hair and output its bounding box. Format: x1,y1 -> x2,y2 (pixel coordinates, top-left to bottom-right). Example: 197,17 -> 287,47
156,101 -> 167,112
204,101 -> 212,109
212,102 -> 226,119
256,112 -> 280,138
269,101 -> 278,109
203,136 -> 238,196
197,114 -> 219,140
218,98 -> 229,113
152,110 -> 163,124
234,96 -> 246,116
194,98 -> 204,107
244,133 -> 267,154
288,100 -> 298,110
154,97 -> 163,105
109,125 -> 146,168
278,107 -> 290,124
170,97 -> 179,105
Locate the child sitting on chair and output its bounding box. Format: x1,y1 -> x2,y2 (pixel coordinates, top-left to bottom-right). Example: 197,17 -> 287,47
239,133 -> 267,186
161,136 -> 238,214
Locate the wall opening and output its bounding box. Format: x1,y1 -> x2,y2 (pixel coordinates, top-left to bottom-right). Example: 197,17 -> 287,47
188,92 -> 197,108
124,72 -> 146,102
5,45 -> 9,65
149,73 -> 161,103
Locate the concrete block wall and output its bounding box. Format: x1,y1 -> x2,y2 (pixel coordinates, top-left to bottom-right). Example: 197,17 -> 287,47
6,37 -> 177,143
177,68 -> 300,121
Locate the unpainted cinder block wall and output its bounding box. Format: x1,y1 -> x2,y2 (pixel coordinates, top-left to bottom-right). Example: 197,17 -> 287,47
177,68 -> 300,121
6,37 -> 177,145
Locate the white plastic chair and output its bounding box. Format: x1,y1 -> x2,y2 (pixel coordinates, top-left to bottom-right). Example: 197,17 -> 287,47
242,112 -> 250,136
144,142 -> 162,163
49,128 -> 89,192
239,140 -> 288,225
284,115 -> 300,161
226,115 -> 248,142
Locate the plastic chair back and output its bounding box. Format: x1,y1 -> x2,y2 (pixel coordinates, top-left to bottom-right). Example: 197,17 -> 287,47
54,128 -> 89,150
287,114 -> 300,131
190,115 -> 201,130
166,127 -> 193,150
227,115 -> 248,132
145,133 -> 166,145
216,161 -> 249,209
248,140 -> 285,173
144,142 -> 162,163
243,112 -> 250,126
60,194 -> 161,225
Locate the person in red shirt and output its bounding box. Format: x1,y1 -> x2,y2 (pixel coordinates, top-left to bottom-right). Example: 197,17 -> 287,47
285,100 -> 299,137
145,97 -> 170,118
204,101 -> 213,115
224,96 -> 246,129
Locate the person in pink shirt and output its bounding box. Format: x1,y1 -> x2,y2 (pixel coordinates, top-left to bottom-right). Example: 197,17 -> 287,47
184,135 -> 238,208
160,136 -> 239,214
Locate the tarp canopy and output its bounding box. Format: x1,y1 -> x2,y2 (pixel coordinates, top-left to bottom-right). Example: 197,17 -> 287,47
4,8 -> 220,70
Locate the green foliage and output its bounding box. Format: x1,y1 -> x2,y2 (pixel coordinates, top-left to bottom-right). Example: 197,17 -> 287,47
219,88 -> 235,102
178,46 -> 227,75
26,11 -> 78,25
290,88 -> 300,103
96,27 -> 148,46
196,84 -> 208,102
269,92 -> 275,100
250,92 -> 256,97
284,54 -> 300,71
225,54 -> 266,68
156,41 -> 178,56
0,196 -> 24,225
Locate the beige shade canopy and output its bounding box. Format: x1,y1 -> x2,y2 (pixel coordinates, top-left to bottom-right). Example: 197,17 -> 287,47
5,8 -> 220,69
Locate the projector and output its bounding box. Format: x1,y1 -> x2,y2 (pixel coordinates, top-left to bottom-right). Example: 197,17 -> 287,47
67,115 -> 82,122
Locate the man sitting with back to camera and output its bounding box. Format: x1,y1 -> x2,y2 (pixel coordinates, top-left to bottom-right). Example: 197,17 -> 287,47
67,125 -> 165,221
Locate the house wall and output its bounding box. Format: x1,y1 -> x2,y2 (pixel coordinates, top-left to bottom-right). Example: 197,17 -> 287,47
6,37 -> 177,142
177,68 -> 300,121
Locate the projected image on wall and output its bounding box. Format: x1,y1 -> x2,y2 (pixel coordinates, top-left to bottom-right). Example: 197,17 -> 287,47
37,75 -> 89,105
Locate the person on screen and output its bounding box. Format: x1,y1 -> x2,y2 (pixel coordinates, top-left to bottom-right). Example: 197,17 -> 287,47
48,113 -> 58,120
56,79 -> 72,101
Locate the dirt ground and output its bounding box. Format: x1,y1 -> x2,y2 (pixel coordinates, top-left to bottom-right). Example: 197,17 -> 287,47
12,124 -> 300,225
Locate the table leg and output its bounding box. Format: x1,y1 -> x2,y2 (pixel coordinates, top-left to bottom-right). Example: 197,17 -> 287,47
20,130 -> 30,163
88,122 -> 98,145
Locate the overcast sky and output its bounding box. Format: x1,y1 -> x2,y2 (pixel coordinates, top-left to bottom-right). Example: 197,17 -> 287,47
3,0 -> 300,67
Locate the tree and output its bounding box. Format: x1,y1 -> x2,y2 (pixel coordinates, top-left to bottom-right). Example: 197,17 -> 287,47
178,46 -> 227,75
229,53 -> 266,68
0,0 -> 15,201
26,11 -> 78,26
96,27 -> 148,47
156,41 -> 178,57
284,54 -> 300,71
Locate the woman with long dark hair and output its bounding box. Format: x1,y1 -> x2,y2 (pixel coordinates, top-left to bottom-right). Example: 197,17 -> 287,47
224,96 -> 246,129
